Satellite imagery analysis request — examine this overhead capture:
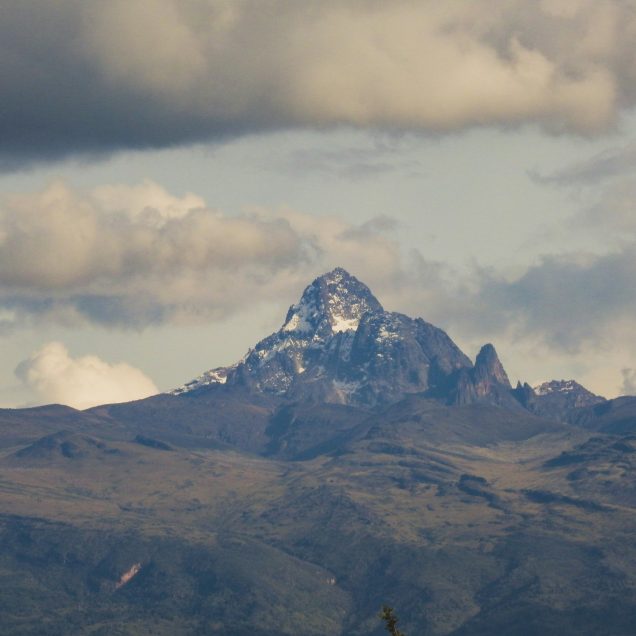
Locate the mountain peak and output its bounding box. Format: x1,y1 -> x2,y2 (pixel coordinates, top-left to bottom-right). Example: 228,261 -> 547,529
534,379 -> 587,396
173,267 -> 476,405
527,379 -> 606,419
322,266 -> 354,281
533,379 -> 605,403
282,268 -> 383,336
474,343 -> 511,388
451,342 -> 515,406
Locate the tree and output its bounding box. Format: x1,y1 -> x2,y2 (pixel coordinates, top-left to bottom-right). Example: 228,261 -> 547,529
379,605 -> 406,636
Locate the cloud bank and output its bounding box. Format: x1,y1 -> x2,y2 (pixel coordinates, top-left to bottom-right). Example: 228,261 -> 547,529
15,342 -> 158,409
0,180 -> 402,329
3,174 -> 636,370
3,0 -> 636,164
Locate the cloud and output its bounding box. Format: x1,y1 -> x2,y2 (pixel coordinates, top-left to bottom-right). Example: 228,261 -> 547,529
339,216 -> 400,240
279,138 -> 423,180
0,180 -> 405,329
3,176 -> 636,366
470,248 -> 636,350
530,141 -> 636,245
357,237 -> 636,358
575,176 -> 636,236
533,143 -> 636,186
621,368 -> 636,396
15,342 -> 158,409
0,180 -> 303,292
480,132 -> 636,356
2,1 -> 636,165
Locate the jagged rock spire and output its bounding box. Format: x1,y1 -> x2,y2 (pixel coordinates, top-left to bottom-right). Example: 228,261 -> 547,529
474,343 -> 511,389
450,343 -> 517,407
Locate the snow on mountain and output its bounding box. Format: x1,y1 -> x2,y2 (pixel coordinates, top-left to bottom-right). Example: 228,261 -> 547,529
169,268 -> 615,418
532,379 -> 605,411
281,266 -> 383,337
171,365 -> 236,395
169,268 -> 609,416
170,267 -> 472,406
534,379 -> 581,396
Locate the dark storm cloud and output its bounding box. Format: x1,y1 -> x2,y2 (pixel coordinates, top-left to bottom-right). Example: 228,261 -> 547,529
473,248 -> 636,350
3,1 -> 636,166
380,243 -> 636,354
0,2 -> 254,167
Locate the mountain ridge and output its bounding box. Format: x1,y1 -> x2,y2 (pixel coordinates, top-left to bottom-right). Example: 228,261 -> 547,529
173,268 -> 473,407
172,268 -> 606,418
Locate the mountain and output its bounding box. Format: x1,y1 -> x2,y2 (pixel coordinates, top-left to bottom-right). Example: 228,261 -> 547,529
567,394 -> 636,434
172,268 -> 521,409
510,379 -> 606,422
171,268 -> 616,427
2,268 -> 636,635
173,268 -> 605,421
9,430 -> 123,464
450,343 -> 523,409
533,379 -> 605,413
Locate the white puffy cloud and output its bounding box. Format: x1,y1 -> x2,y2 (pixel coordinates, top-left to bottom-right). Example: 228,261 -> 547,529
3,1 -> 636,164
0,180 -> 303,291
15,342 -> 158,409
90,179 -> 206,222
0,180 -> 404,328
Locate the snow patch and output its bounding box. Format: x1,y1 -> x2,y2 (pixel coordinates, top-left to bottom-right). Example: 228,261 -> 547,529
534,379 -> 579,396
331,315 -> 359,333
171,268 -> 385,397
170,365 -> 233,395
377,326 -> 399,341
282,305 -> 313,333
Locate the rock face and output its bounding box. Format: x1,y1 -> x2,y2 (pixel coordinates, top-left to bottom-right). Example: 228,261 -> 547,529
528,379 -> 606,421
533,379 -> 605,407
450,343 -> 520,408
474,344 -> 511,389
173,268 -> 473,407
510,378 -> 607,422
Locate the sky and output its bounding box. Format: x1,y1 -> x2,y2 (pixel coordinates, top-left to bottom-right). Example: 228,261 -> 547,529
2,0 -> 636,408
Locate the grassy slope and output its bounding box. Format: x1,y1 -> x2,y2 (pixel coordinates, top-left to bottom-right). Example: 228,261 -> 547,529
0,398 -> 635,634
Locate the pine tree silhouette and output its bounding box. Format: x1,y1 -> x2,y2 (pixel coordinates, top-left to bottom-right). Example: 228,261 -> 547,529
379,605 -> 406,636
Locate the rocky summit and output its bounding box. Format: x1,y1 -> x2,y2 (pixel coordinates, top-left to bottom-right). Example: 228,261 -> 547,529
173,268 -> 519,408
173,268 -> 598,419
